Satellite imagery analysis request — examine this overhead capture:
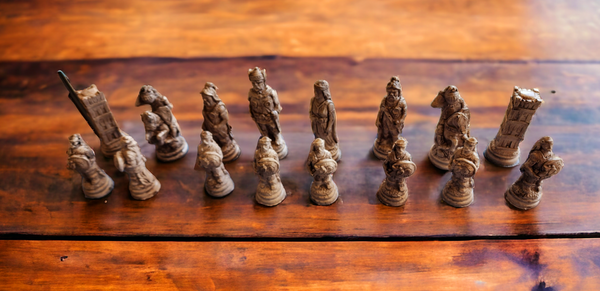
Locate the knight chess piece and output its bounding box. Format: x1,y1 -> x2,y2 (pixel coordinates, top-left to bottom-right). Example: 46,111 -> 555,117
248,67 -> 288,159
441,137 -> 480,208
376,137 -> 416,207
253,136 -> 287,206
429,85 -> 471,170
66,134 -> 114,199
114,135 -> 161,200
196,131 -> 235,198
136,85 -> 189,162
200,82 -> 241,162
485,86 -> 544,167
373,76 -> 407,160
505,136 -> 564,210
310,80 -> 341,161
307,138 -> 339,206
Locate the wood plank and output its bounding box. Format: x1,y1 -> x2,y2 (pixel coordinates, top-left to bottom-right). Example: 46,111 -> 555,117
0,57 -> 599,238
1,0 -> 600,61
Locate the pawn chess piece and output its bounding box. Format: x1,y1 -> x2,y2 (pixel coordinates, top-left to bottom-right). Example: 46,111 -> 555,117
200,82 -> 241,162
429,85 -> 471,170
196,131 -> 235,198
307,138 -> 339,206
376,137 -> 416,207
66,134 -> 114,199
310,80 -> 341,161
253,136 -> 287,206
248,67 -> 288,159
114,135 -> 161,200
373,76 -> 407,160
441,137 -> 480,208
136,85 -> 188,162
505,136 -> 564,210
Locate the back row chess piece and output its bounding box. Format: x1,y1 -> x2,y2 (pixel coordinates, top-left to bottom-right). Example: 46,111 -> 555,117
373,76 -> 407,160
310,80 -> 341,161
201,82 -> 241,163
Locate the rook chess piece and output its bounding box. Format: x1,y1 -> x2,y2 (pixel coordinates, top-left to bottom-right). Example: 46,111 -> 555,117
196,131 -> 235,197
114,135 -> 161,200
310,80 -> 341,161
200,82 -> 241,162
307,138 -> 339,206
66,134 -> 114,199
373,76 -> 407,160
253,136 -> 287,206
441,137 -> 480,208
376,137 -> 416,207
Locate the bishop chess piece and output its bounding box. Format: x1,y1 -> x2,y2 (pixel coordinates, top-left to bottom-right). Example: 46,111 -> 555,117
376,137 -> 416,207
200,82 -> 241,162
307,138 -> 339,206
373,76 -> 407,160
253,136 -> 287,206
66,134 -> 114,199
310,80 -> 341,161
441,137 -> 480,208
196,131 -> 235,198
114,135 -> 161,200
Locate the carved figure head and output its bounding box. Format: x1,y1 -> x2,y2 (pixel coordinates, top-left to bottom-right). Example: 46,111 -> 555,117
463,137 -> 478,153
311,138 -> 327,154
392,137 -> 408,154
257,136 -> 273,151
201,82 -> 221,106
248,67 -> 267,92
386,76 -> 402,97
530,136 -> 553,155
314,80 -> 331,100
136,85 -> 161,106
68,133 -> 85,149
201,130 -> 214,145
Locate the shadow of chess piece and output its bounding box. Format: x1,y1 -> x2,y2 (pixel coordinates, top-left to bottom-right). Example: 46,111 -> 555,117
373,76 -> 407,160
66,134 -> 114,199
253,136 -> 286,206
114,135 -> 161,200
196,131 -> 234,198
377,137 -> 416,207
441,137 -> 480,208
307,138 -> 339,205
200,82 -> 241,162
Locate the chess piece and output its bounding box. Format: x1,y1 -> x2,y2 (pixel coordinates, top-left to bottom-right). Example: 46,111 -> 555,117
310,80 -> 341,161
429,85 -> 471,170
200,82 -> 241,162
253,136 -> 287,206
196,131 -> 235,198
66,134 -> 114,199
505,136 -> 564,210
136,85 -> 189,162
248,67 -> 288,159
373,76 -> 407,160
307,138 -> 339,206
376,137 -> 416,207
441,137 -> 480,208
114,135 -> 161,200
58,71 -> 123,157
485,87 -> 544,167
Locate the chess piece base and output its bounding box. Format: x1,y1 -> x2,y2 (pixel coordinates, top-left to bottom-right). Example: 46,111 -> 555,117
222,141 -> 241,163
156,136 -> 189,162
505,186 -> 541,210
327,144 -> 342,162
372,139 -> 390,160
256,181 -> 287,206
310,181 -> 339,206
272,140 -> 288,160
428,145 -> 450,171
376,178 -> 408,207
130,179 -> 161,201
484,145 -> 520,168
82,175 -> 114,199
205,175 -> 235,198
441,183 -> 473,208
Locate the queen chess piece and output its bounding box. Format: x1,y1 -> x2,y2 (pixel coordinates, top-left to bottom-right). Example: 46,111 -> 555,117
114,135 -> 161,200
376,137 -> 416,207
441,137 -> 480,208
66,134 -> 114,199
307,138 -> 339,206
373,76 -> 407,160
253,136 -> 287,206
200,82 -> 241,162
196,131 -> 235,198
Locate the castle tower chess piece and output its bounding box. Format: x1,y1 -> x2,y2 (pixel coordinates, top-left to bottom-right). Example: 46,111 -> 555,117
485,87 -> 544,167
376,137 -> 416,207
200,82 -> 241,162
441,137 -> 480,208
196,131 -> 235,198
505,136 -> 564,210
248,67 -> 288,159
136,85 -> 189,162
253,136 -> 287,206
373,76 -> 407,160
307,138 -> 339,206
310,80 -> 341,161
429,85 -> 471,170
66,134 -> 114,199
114,135 -> 161,200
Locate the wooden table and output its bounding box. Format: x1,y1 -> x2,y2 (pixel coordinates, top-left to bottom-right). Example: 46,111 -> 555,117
1,1 -> 600,289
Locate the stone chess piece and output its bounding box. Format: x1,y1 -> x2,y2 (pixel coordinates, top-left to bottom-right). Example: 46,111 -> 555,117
248,67 -> 288,159
373,76 -> 407,160
66,134 -> 114,199
196,131 -> 235,198
441,137 -> 480,208
136,85 -> 188,162
200,82 -> 241,162
114,135 -> 161,200
253,136 -> 287,206
429,85 -> 471,170
310,80 -> 341,161
307,138 -> 339,206
505,136 -> 564,210
376,137 -> 416,207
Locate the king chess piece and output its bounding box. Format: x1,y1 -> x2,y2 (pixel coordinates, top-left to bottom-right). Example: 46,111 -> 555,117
373,76 -> 407,160
307,138 -> 339,206
200,82 -> 241,162
441,137 -> 480,207
66,134 -> 114,199
310,80 -> 341,161
253,136 -> 287,206
114,135 -> 161,200
196,131 -> 235,198
376,137 -> 416,207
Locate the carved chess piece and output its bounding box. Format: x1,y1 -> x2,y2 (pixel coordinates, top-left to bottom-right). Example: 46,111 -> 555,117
114,135 -> 161,200
310,80 -> 341,161
307,138 -> 339,206
505,136 -> 564,210
196,131 -> 235,198
373,76 -> 407,160
66,134 -> 114,199
200,82 -> 241,162
441,137 -> 480,208
376,137 -> 416,207
253,136 -> 287,206
136,85 -> 189,162
485,87 -> 544,167
248,67 -> 288,159
429,85 -> 471,170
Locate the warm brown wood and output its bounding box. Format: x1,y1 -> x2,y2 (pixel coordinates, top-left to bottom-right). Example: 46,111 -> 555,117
1,0 -> 600,61
0,57 -> 599,238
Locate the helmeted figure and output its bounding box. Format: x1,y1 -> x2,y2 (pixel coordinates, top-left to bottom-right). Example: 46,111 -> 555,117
200,82 -> 241,162
307,138 -> 339,206
136,85 -> 188,162
376,137 -> 416,207
247,67 -> 288,159
441,137 -> 480,208
429,85 -> 471,170
373,76 -> 407,160
253,136 -> 287,206
310,80 -> 341,161
196,131 -> 234,198
505,136 -> 564,210
66,134 -> 114,199
114,135 -> 161,200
